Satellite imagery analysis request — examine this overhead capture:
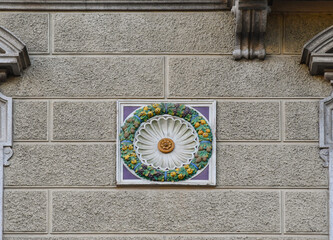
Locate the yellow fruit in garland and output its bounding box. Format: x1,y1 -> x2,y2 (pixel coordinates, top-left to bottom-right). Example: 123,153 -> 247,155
131,159 -> 137,164
148,111 -> 154,117
198,130 -> 204,135
155,108 -> 161,114
201,120 -> 206,125
128,145 -> 133,150
187,168 -> 193,174
184,165 -> 189,169
170,172 -> 176,177
206,129 -> 211,133
144,106 -> 149,111
124,155 -> 130,160
178,174 -> 184,180
203,133 -> 209,138
194,122 -> 200,128
122,146 -> 127,151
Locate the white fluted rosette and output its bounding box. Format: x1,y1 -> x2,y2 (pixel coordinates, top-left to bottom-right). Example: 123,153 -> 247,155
133,115 -> 199,170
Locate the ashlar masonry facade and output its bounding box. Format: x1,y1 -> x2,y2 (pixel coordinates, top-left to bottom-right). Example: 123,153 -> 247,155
0,0 -> 332,239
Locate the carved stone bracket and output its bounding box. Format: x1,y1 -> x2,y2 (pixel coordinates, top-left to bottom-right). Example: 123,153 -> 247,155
231,0 -> 271,60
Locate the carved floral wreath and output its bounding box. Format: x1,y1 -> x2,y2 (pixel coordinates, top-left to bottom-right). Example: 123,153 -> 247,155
119,103 -> 213,182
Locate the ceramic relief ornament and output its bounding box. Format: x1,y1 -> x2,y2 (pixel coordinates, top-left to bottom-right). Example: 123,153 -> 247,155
117,101 -> 216,185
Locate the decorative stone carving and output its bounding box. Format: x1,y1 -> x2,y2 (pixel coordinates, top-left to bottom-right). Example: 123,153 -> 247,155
302,25 -> 333,240
0,26 -> 29,240
134,115 -> 200,170
117,101 -> 216,185
301,26 -> 333,75
231,0 -> 271,60
0,26 -> 30,81
301,25 -> 333,166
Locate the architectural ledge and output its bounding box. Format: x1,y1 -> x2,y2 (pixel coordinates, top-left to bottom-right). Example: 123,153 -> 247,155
0,26 -> 30,81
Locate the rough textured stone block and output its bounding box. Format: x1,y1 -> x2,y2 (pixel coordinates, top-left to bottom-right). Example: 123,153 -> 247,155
217,144 -> 327,187
0,56 -> 164,98
3,237 -> 329,240
217,101 -> 280,140
4,190 -> 47,232
285,101 -> 319,140
284,14 -> 333,54
52,190 -> 280,233
168,56 -> 330,98
266,14 -> 282,54
54,12 -> 234,53
53,101 -> 116,141
13,100 -> 48,141
4,144 -> 115,186
285,191 -> 328,233
0,13 -> 48,53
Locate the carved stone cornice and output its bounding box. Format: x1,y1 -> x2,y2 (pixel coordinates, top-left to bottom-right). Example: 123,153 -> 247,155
0,26 -> 30,81
301,26 -> 333,76
231,0 -> 271,60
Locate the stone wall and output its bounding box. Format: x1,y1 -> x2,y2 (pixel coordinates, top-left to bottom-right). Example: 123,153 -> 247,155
0,10 -> 332,239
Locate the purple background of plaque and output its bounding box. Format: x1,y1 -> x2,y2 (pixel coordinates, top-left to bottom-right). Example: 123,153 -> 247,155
122,105 -> 210,181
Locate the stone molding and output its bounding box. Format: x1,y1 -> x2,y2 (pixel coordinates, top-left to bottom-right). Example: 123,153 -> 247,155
301,25 -> 333,240
0,26 -> 30,81
301,26 -> 333,76
231,0 -> 271,60
0,0 -> 230,11
301,25 -> 333,166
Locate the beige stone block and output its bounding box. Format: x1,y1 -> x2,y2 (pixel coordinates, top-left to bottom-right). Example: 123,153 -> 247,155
4,144 -> 115,186
53,12 -> 234,53
4,190 -> 47,232
285,191 -> 328,233
52,190 -> 280,233
13,100 -> 48,141
217,144 -> 327,187
168,56 -> 330,98
285,101 -> 319,140
217,101 -> 280,140
266,14 -> 282,54
0,56 -> 164,98
284,14 -> 333,54
3,237 -> 329,240
0,13 -> 48,53
53,101 -> 116,141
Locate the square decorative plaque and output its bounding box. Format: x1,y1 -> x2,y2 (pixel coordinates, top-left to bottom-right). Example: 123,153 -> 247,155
117,100 -> 216,185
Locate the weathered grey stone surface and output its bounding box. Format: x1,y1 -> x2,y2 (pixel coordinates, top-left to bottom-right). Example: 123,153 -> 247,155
217,144 -> 327,187
285,191 -> 328,233
168,56 -> 330,98
3,237 -> 329,240
4,144 -> 115,186
4,190 -> 47,232
0,13 -> 48,53
217,101 -> 280,140
0,57 -> 164,98
284,14 -> 333,54
52,190 -> 280,233
53,101 -> 116,141
285,101 -> 319,140
13,100 -> 48,141
53,13 -> 234,53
